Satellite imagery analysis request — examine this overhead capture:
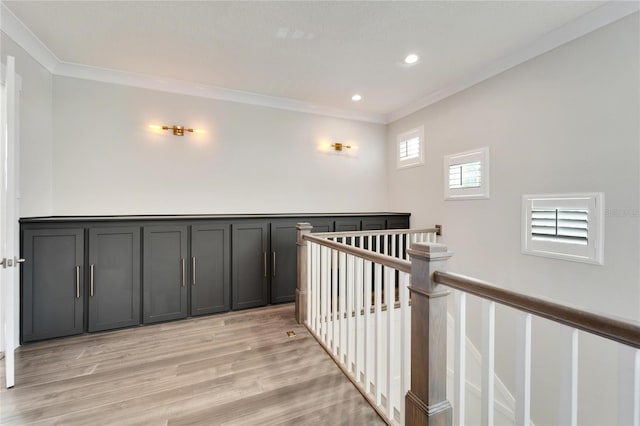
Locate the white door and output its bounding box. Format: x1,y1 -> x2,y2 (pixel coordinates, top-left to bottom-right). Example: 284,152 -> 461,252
1,56 -> 21,388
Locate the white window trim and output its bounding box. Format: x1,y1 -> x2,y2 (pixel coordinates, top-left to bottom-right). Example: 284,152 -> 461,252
396,125 -> 424,169
444,147 -> 490,200
521,192 -> 604,265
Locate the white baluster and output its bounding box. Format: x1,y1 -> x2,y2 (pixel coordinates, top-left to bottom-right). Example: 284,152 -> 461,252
391,232 -> 396,259
320,246 -> 327,342
385,266 -> 395,419
375,261 -> 383,405
482,300 -> 495,426
559,328 -> 579,426
312,244 -> 320,334
339,251 -> 347,363
310,243 -> 317,333
364,258 -> 373,394
346,254 -> 354,373
515,312 -> 532,425
355,255 -> 363,384
331,249 -> 338,355
306,240 -> 312,326
400,271 -> 410,426
454,290 -> 467,426
618,346 -> 640,426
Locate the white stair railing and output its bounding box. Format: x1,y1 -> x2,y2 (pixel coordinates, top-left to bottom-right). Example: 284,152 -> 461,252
296,225 -> 640,426
438,272 -> 640,426
296,225 -> 438,424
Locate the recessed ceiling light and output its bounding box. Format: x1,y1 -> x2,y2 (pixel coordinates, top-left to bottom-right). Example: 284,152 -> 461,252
404,54 -> 419,64
352,94 -> 362,101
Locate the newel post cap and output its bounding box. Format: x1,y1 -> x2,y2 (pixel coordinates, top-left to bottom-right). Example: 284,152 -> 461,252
407,242 -> 454,261
296,222 -> 313,231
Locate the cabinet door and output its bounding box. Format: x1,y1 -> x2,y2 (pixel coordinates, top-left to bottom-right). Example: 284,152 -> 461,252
386,216 -> 410,229
361,218 -> 385,231
334,218 -> 361,232
309,219 -> 334,233
143,226 -> 188,324
88,227 -> 141,332
232,223 -> 269,310
22,229 -> 84,342
270,222 -> 298,304
190,224 -> 230,316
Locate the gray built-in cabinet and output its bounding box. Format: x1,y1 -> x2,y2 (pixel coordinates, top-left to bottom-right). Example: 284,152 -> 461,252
22,229 -> 85,342
232,222 -> 269,309
270,222 -> 298,304
20,213 -> 409,343
191,223 -> 230,316
143,225 -> 189,324
88,227 -> 141,332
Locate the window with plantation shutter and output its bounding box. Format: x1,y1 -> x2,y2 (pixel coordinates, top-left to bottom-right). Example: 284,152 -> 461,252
397,126 -> 424,168
449,161 -> 482,189
522,193 -> 604,265
444,147 -> 489,200
531,208 -> 588,245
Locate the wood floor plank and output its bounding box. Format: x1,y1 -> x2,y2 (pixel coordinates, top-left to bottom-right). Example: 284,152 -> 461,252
0,304 -> 383,425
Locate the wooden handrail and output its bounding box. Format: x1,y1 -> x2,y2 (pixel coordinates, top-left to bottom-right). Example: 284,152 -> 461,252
311,227 -> 437,238
303,233 -> 412,273
434,271 -> 640,349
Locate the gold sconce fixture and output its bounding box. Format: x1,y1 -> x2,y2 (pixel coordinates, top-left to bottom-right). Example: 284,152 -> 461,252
149,125 -> 204,136
331,142 -> 352,152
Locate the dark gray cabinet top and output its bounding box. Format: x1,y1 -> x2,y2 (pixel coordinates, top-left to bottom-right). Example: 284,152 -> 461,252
20,212 -> 410,224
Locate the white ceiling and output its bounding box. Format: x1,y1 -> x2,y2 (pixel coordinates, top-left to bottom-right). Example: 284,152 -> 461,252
2,1 -> 617,121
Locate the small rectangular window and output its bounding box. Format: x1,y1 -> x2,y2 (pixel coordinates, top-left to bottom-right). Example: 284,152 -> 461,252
448,161 -> 482,189
444,147 -> 489,200
522,193 -> 604,265
397,126 -> 424,169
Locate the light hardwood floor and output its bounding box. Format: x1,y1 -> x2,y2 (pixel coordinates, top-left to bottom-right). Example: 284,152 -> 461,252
0,304 -> 383,425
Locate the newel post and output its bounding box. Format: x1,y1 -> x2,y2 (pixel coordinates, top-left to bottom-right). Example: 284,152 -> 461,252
405,242 -> 454,426
295,223 -> 313,324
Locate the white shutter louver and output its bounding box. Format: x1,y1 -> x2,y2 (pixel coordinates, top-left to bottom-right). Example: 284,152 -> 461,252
531,208 -> 588,245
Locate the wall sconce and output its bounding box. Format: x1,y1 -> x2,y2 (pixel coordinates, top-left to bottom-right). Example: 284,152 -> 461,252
149,125 -> 205,136
331,142 -> 352,152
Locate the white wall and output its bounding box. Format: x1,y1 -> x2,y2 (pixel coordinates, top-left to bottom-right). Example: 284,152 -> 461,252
51,76 -> 388,215
1,32 -> 53,217
386,13 -> 639,426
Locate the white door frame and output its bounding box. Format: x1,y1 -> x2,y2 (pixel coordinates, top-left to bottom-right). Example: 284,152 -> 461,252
1,56 -> 22,389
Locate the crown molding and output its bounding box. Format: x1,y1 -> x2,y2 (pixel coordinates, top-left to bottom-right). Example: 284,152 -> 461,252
386,1 -> 640,123
53,61 -> 387,124
0,3 -> 59,73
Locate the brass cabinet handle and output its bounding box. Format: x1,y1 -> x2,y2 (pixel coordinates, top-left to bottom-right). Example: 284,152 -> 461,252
75,266 -> 81,299
90,264 -> 95,297
263,252 -> 267,278
181,258 -> 185,287
272,252 -> 276,277
192,256 -> 196,286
